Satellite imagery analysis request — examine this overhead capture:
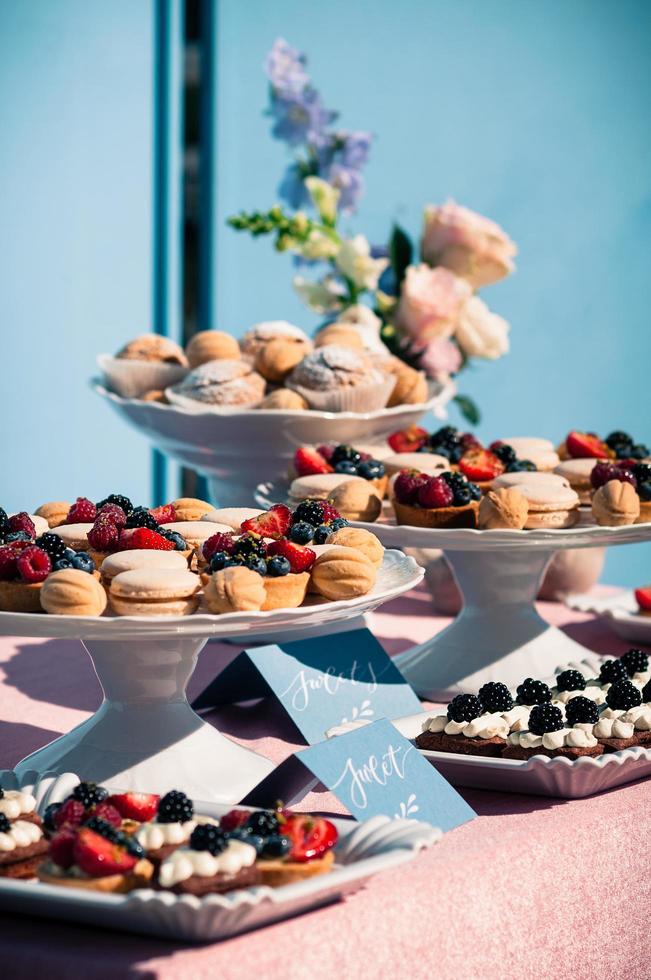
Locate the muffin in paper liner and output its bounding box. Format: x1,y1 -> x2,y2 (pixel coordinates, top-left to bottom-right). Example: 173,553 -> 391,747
285,345 -> 396,413
166,358 -> 266,412
98,354 -> 188,400
287,375 -> 396,413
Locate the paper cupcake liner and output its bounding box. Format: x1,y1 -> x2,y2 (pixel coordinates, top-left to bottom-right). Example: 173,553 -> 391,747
98,354 -> 188,399
165,386 -> 264,414
287,375 -> 396,414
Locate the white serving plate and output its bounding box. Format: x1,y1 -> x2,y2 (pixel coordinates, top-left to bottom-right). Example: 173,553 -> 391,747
0,771 -> 440,942
565,590 -> 651,645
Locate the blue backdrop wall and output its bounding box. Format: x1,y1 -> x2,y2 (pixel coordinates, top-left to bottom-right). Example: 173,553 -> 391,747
212,0 -> 651,585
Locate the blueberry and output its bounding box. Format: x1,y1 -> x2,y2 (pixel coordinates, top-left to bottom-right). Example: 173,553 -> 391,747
210,551 -> 238,572
630,443 -> 650,459
453,485 -> 471,506
228,829 -> 265,854
638,481 -> 651,502
63,548 -> 76,560
507,459 -> 537,472
335,460 -> 359,475
53,558 -> 75,571
329,518 -> 349,531
357,459 -> 385,480
290,521 -> 315,544
261,834 -> 292,859
331,445 -> 361,466
468,483 -> 482,501
71,551 -> 95,574
160,529 -> 187,551
243,556 -> 267,576
493,444 -> 516,464
42,802 -> 61,832
313,524 -> 332,544
266,555 -> 291,577
5,531 -> 30,543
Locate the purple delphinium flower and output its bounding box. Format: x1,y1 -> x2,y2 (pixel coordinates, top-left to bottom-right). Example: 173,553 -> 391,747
271,90 -> 336,147
278,162 -> 311,209
265,38 -> 309,98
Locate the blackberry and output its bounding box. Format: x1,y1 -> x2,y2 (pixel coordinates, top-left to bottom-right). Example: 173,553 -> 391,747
507,459 -> 536,472
246,810 -> 280,836
629,443 -> 649,459
290,521 -> 315,544
606,680 -> 642,711
565,696 -> 599,726
334,460 -> 359,475
637,481 -> 651,502
358,459 -> 385,480
70,782 -> 108,808
621,648 -> 649,677
313,524 -> 332,545
631,462 -> 651,483
125,507 -> 159,531
293,500 -> 327,527
441,471 -> 466,488
42,802 -> 61,833
555,669 -> 586,693
528,703 -> 564,735
599,659 -> 628,685
0,508 -> 9,536
331,445 -> 361,466
605,431 -> 632,451
477,682 -> 513,713
189,823 -> 227,855
446,694 -> 483,723
159,529 -> 188,551
642,679 -> 651,702
233,534 -> 266,560
157,790 -> 194,824
35,533 -> 67,560
492,443 -> 516,464
266,555 -> 291,576
261,834 -> 292,859
96,494 -> 133,516
516,678 -> 552,705
0,814 -> 10,834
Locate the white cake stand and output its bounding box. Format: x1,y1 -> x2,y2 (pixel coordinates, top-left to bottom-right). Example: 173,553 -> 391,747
1,551 -> 422,802
92,379 -> 453,506
256,482 -> 651,699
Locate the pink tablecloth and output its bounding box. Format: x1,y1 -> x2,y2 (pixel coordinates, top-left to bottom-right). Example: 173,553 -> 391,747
0,586 -> 649,980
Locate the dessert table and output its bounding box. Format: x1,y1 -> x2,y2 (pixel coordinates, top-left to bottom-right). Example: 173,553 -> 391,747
0,586 -> 648,980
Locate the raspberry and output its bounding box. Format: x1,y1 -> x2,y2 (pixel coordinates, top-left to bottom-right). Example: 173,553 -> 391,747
8,512 -> 35,538
393,470 -> 428,505
88,518 -> 120,552
590,462 -> 636,491
50,828 -> 77,869
447,694 -> 483,723
66,497 -> 97,524
605,680 -> 642,711
202,531 -> 235,561
54,798 -> 87,829
0,546 -> 20,581
219,808 -> 251,832
118,527 -> 174,551
528,703 -> 564,735
89,802 -> 122,827
516,678 -> 552,705
96,503 -> 127,529
417,475 -> 455,509
16,545 -> 51,583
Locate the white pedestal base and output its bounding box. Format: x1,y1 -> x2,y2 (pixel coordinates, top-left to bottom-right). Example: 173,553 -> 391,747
14,636 -> 274,802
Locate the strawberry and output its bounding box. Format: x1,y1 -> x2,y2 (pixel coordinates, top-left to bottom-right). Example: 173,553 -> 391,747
388,425 -> 428,454
241,504 -> 292,540
150,504 -> 177,524
267,539 -> 316,573
202,531 -> 235,561
118,527 -> 174,551
294,447 -> 333,477
54,798 -> 87,830
565,431 -> 610,459
634,586 -> 651,613
459,449 -> 504,483
91,803 -> 123,827
50,827 -> 77,869
393,469 -> 428,505
219,808 -> 251,832
418,476 -> 455,509
282,814 -> 338,863
73,827 -> 137,878
106,792 -> 160,823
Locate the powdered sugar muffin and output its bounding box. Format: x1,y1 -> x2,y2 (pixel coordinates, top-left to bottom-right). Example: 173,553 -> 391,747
100,335 -> 189,398
286,345 -> 395,412
240,321 -> 311,359
168,359 -> 266,408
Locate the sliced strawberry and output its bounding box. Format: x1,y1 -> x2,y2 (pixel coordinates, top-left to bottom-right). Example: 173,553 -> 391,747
149,504 -> 177,524
282,814 -> 338,863
241,504 -> 292,540
459,449 -> 504,482
118,527 -> 175,551
54,798 -> 87,830
634,586 -> 651,612
50,827 -> 77,869
294,447 -> 333,477
106,792 -> 160,823
565,431 -> 610,459
73,827 -> 137,878
267,539 -> 316,573
219,808 -> 251,832
387,425 -> 428,454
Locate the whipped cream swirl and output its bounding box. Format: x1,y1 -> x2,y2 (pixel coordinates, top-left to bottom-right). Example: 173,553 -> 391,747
0,818 -> 43,852
159,839 -> 257,887
507,727 -> 598,750
0,790 -> 36,821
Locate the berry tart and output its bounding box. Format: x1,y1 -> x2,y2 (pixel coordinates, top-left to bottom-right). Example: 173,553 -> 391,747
0,787 -> 42,827
131,790 -> 216,866
635,586 -> 651,618
592,681 -> 647,751
391,469 -> 481,529
291,444 -> 389,497
559,429 -> 649,464
416,693 -> 510,757
502,702 -> 602,760
156,823 -> 261,895
39,821 -> 153,893
0,814 -> 49,879
590,459 -> 651,524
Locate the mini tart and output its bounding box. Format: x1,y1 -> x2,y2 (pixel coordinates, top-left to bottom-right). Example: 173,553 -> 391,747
257,848 -> 335,887
415,730 -> 505,758
262,571 -> 310,611
392,498 -> 479,529
0,820 -> 49,879
636,499 -> 651,524
156,838 -> 260,895
0,580 -> 44,613
38,858 -> 154,893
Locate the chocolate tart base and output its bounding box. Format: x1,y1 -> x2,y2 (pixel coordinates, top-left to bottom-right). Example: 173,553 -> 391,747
0,838 -> 49,878
38,858 -> 154,893
163,864 -> 261,896
392,499 -> 479,529
257,848 -> 335,887
502,744 -> 603,760
599,736 -> 642,753
415,730 -> 505,757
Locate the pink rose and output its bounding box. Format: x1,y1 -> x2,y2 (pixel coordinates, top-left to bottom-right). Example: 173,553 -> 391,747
396,264 -> 471,343
421,200 -> 517,288
418,338 -> 462,380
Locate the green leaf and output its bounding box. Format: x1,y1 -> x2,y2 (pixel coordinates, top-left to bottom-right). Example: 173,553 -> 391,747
389,224 -> 413,285
453,394 -> 481,426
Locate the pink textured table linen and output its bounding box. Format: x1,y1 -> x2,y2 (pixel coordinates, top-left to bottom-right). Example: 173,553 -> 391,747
0,585 -> 649,980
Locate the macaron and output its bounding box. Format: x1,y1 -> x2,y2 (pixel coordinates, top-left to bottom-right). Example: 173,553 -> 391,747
52,523 -> 94,550
383,453 -> 450,478
497,480 -> 580,529
493,471 -> 570,491
161,521 -> 232,550
499,437 -> 560,472
289,473 -> 365,502
201,508 -> 264,532
554,458 -> 600,504
109,568 -> 201,616
100,549 -> 189,584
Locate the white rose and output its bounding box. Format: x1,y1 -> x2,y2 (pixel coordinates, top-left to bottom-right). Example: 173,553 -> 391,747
335,235 -> 388,291
293,275 -> 345,314
455,296 -> 510,360
305,177 -> 339,225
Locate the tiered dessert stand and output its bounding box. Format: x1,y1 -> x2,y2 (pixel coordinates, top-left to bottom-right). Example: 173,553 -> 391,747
1,551 -> 422,802
256,482 -> 651,700
92,379 -> 453,506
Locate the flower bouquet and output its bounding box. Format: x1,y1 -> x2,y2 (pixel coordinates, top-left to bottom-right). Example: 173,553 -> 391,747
228,38 -> 518,424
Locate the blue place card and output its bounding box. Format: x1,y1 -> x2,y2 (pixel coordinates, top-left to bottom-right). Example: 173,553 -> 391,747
192,629 -> 421,745
243,718 -> 475,832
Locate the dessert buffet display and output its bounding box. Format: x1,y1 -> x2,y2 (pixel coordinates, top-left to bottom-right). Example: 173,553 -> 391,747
0,773 -> 439,941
